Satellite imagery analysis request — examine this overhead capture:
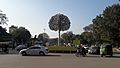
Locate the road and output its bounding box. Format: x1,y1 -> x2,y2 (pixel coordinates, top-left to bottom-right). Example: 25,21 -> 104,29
0,53 -> 120,68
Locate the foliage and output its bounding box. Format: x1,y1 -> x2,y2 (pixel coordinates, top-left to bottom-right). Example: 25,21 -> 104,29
9,25 -> 18,34
73,38 -> 80,46
38,33 -> 49,44
83,24 -> 93,32
61,31 -> 74,45
81,4 -> 120,47
80,32 -> 94,45
48,13 -> 71,46
0,26 -> 7,36
93,4 -> 120,46
38,33 -> 49,39
92,15 -> 110,43
9,26 -> 31,44
0,26 -> 11,41
82,24 -> 95,45
0,10 -> 10,41
47,46 -> 77,53
0,11 -> 8,25
49,13 -> 71,31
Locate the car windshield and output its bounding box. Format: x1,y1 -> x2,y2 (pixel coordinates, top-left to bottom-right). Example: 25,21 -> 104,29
28,46 -> 41,49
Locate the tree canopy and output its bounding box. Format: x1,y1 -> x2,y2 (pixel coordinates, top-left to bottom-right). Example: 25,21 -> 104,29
0,11 -> 8,25
82,4 -> 120,47
49,13 -> 71,31
61,31 -> 74,45
93,4 -> 120,46
9,26 -> 31,45
0,10 -> 10,41
38,33 -> 49,44
48,13 -> 71,46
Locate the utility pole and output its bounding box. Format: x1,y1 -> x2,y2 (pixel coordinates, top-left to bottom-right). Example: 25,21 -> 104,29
43,28 -> 46,33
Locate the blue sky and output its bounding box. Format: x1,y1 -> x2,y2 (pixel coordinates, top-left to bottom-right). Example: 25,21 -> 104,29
0,0 -> 119,38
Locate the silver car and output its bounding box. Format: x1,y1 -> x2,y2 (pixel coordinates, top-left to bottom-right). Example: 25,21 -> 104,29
19,46 -> 48,56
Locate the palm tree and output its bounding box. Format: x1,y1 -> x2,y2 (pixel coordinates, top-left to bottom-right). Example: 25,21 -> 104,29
48,13 -> 71,46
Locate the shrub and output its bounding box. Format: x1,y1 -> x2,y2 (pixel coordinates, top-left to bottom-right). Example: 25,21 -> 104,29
47,46 -> 77,53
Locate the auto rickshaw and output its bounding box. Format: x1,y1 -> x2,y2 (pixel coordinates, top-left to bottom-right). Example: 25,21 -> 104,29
100,44 -> 113,57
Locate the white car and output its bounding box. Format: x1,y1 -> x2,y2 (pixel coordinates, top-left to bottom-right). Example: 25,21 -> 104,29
19,46 -> 48,56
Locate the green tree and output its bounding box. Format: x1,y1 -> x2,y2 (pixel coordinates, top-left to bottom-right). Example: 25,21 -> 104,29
83,24 -> 93,32
48,13 -> 71,46
0,26 -> 11,41
80,32 -> 94,46
38,33 -> 49,44
61,31 -> 74,45
92,15 -> 109,44
0,11 -> 8,25
61,33 -> 68,44
92,4 -> 120,46
9,25 -> 18,34
10,26 -> 31,45
0,10 -> 10,41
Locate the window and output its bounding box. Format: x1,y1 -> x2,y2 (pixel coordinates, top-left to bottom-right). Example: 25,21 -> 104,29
29,47 -> 41,49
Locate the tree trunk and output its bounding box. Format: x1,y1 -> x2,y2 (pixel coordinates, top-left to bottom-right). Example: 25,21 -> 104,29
58,30 -> 60,46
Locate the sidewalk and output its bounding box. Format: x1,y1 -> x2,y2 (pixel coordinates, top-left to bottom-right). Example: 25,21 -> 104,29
0,48 -> 19,54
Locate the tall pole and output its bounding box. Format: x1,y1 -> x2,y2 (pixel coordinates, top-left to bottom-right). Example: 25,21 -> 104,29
58,14 -> 61,46
43,28 -> 46,33
58,20 -> 61,46
58,29 -> 60,46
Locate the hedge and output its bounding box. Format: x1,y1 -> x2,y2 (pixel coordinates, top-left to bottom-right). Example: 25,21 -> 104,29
47,46 -> 77,53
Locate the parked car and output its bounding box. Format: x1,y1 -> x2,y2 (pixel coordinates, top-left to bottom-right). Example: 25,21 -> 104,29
15,45 -> 27,51
100,44 -> 113,57
19,46 -> 48,56
88,46 -> 100,54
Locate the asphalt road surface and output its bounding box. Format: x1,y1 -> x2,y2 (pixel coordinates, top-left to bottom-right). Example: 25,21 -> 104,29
0,53 -> 120,68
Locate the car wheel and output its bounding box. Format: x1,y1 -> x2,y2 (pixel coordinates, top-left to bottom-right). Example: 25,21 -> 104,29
22,52 -> 27,56
39,51 -> 45,56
